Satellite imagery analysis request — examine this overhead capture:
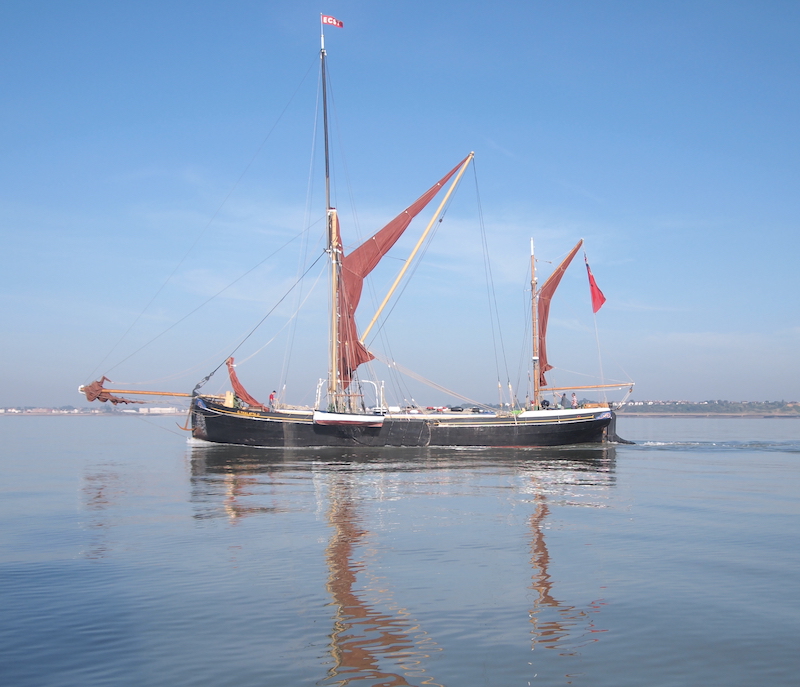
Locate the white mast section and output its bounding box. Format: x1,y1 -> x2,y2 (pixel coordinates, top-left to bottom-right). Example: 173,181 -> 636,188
531,238 -> 540,409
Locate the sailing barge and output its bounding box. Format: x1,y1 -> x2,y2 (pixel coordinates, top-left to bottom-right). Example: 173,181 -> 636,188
80,17 -> 631,448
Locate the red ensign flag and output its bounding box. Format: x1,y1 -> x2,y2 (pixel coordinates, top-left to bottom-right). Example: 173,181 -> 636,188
584,255 -> 606,313
322,15 -> 344,28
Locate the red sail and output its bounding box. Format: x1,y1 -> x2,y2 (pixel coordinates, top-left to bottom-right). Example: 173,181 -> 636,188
584,255 -> 607,313
537,240 -> 583,387
336,154 -> 471,387
225,357 -> 264,408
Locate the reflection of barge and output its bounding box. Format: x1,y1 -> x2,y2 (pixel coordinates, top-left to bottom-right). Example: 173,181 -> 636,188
188,444 -> 617,481
188,443 -> 616,675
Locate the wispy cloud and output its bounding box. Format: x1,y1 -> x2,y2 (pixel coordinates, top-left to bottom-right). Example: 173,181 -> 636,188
483,137 -> 516,158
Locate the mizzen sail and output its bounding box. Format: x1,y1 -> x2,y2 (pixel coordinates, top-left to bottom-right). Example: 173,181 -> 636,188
537,239 -> 583,387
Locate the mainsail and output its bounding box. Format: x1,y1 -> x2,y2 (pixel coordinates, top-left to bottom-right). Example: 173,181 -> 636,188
335,155 -> 471,387
537,239 -> 583,387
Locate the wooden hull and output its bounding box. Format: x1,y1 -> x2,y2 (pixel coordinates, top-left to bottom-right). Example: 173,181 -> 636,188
191,397 -> 619,448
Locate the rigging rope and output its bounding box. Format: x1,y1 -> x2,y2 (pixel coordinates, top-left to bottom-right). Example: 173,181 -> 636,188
236,265 -> 326,366
86,55 -> 319,384
371,352 -> 495,412
472,159 -> 514,408
282,62 -> 326,395
100,226 -> 315,377
193,251 -> 326,393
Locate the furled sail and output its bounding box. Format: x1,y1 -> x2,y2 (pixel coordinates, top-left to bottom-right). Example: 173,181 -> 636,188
81,377 -> 145,405
225,357 -> 264,408
537,239 -> 583,387
336,154 -> 471,386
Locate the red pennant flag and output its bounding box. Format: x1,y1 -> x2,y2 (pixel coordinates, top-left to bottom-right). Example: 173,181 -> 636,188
322,15 -> 344,28
584,254 -> 606,313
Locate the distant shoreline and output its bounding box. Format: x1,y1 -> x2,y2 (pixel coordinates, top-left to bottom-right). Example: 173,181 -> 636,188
0,411 -> 187,417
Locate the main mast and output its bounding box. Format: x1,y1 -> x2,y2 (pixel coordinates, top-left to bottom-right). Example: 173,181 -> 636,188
321,25 -> 342,411
531,239 -> 540,409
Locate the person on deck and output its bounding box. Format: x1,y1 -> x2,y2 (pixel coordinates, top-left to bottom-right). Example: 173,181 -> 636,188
571,393 -> 579,409
269,391 -> 276,410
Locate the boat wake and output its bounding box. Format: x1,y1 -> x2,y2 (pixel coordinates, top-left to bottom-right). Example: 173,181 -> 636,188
637,440 -> 800,453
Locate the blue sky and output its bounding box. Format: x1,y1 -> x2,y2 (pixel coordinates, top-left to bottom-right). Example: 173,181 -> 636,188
2,0 -> 799,408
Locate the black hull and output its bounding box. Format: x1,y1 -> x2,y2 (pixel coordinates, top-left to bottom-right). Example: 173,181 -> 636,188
191,398 -> 617,448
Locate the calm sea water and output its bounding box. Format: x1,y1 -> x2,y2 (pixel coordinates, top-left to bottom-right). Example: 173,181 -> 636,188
1,415 -> 799,686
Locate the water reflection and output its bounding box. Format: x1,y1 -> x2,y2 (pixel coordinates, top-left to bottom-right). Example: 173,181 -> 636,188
80,463 -> 123,559
189,445 -> 616,682
323,474 -> 442,686
528,492 -> 608,655
189,445 -> 616,476
513,452 -> 614,656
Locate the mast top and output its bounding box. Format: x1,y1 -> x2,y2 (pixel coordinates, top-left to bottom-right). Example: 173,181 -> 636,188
320,14 -> 344,51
